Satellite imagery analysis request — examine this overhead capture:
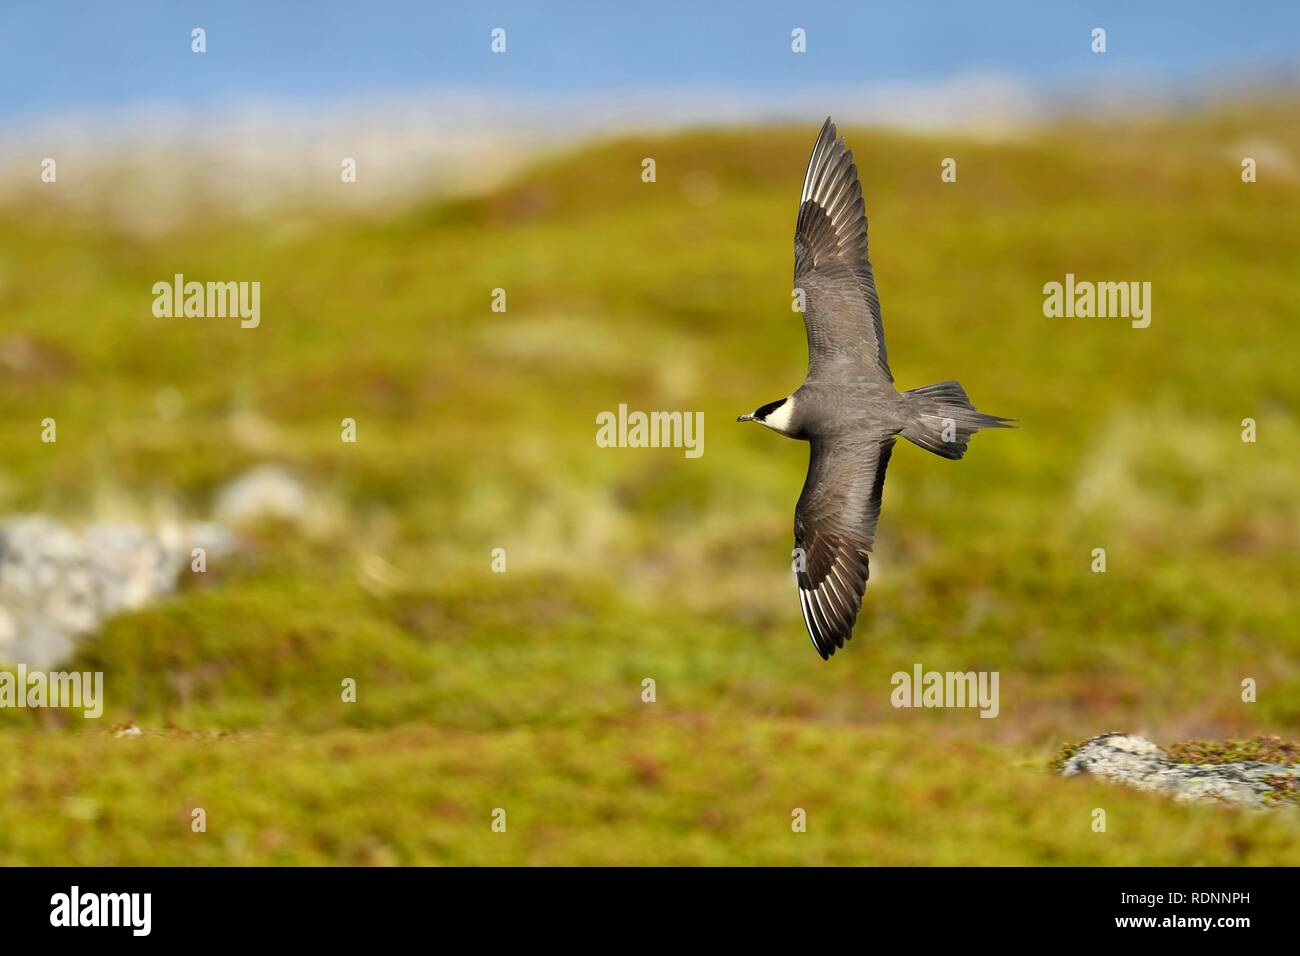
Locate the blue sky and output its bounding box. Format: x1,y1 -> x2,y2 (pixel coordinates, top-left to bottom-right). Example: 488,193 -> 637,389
2,1 -> 1298,122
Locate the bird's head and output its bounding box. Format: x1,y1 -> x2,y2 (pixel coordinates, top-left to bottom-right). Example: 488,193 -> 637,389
737,396 -> 796,435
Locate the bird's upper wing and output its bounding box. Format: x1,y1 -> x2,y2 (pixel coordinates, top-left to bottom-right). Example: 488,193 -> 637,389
794,429 -> 895,659
793,117 -> 892,383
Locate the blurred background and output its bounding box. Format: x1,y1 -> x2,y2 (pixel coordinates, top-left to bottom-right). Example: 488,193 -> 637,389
0,1 -> 1297,864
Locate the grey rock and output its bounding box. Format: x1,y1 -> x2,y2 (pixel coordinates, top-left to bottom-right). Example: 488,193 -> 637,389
1060,733 -> 1299,809
0,463 -> 304,667
0,515 -> 231,668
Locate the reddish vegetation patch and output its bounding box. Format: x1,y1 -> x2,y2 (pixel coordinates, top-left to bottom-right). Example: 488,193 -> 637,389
0,334 -> 77,381
1166,735 -> 1300,766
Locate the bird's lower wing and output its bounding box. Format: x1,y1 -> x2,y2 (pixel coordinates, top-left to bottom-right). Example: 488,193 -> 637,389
793,431 -> 895,658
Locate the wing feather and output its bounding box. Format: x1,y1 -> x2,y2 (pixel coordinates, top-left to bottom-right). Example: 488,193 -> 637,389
794,432 -> 895,658
794,118 -> 891,383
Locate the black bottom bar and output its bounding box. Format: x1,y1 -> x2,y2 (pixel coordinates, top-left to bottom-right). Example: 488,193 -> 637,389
0,866 -> 1288,941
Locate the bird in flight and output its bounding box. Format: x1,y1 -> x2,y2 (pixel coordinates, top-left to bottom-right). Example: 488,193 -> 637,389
737,118 -> 1012,659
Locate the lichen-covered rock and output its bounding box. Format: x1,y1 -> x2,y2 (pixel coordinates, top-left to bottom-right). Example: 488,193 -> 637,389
0,515 -> 231,668
1059,733 -> 1300,809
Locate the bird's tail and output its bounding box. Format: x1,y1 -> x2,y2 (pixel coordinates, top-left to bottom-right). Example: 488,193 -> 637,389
900,381 -> 1014,460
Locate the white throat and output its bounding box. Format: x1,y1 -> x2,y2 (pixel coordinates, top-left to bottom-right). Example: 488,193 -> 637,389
762,396 -> 797,434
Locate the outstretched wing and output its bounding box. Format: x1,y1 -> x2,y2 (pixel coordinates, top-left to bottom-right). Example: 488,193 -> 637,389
794,430 -> 895,659
794,117 -> 892,383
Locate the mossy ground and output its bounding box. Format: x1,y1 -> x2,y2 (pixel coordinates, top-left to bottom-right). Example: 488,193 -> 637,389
1,102 -> 1298,864
1166,736 -> 1300,767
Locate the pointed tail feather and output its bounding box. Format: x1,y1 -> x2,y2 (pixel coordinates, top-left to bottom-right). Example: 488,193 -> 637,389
901,381 -> 1014,460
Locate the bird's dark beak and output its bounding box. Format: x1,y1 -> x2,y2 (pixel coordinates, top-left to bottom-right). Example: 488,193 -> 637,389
736,413 -> 754,423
